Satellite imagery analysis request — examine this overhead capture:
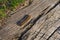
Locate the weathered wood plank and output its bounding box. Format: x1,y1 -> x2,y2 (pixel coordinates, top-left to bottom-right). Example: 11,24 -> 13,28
0,0 -> 60,40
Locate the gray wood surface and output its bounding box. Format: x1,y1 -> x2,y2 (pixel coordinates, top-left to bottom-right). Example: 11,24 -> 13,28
0,0 -> 60,40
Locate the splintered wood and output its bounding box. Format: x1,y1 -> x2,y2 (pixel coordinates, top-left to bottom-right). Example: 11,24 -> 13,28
0,0 -> 60,40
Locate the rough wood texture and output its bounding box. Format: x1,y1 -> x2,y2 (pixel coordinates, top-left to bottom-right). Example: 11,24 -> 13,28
0,0 -> 60,40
